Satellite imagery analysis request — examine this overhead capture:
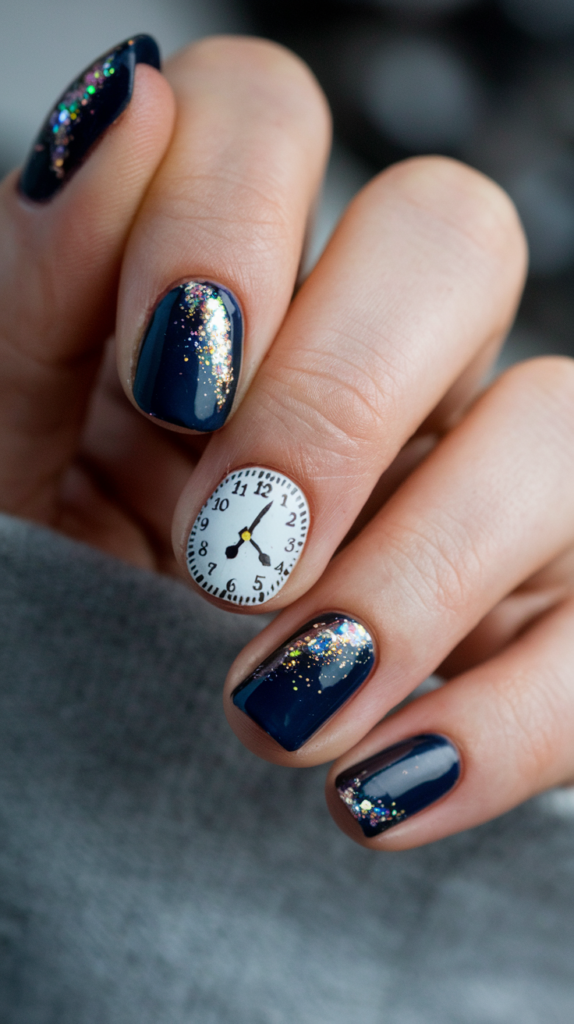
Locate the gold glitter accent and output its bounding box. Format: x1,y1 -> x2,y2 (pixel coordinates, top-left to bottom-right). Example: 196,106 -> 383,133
180,283 -> 234,411
47,54 -> 117,179
338,782 -> 407,832
276,619 -> 371,688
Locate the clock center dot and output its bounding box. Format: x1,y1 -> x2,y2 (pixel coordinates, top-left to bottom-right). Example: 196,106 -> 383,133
241,530 -> 251,541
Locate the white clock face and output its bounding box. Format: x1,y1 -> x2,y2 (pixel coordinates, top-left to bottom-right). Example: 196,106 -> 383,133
186,467 -> 310,606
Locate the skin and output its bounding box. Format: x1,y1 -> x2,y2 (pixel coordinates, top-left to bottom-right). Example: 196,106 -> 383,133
4,35 -> 574,852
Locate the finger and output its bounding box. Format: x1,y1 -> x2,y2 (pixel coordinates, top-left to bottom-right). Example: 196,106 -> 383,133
414,331 -> 504,436
326,595 -> 574,850
74,340 -> 196,570
175,156 -> 527,610
437,543 -> 574,677
0,37 -> 174,520
340,433 -> 439,549
116,36 -> 331,433
224,356 -> 574,764
340,335 -> 514,550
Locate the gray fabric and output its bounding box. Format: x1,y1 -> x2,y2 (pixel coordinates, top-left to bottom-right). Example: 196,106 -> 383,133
0,513 -> 573,1023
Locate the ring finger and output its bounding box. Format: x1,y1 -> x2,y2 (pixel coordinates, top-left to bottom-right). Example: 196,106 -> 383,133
224,356 -> 574,766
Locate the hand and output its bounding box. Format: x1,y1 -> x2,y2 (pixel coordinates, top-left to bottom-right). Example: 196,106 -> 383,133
0,35 -> 328,576
4,33 -> 574,853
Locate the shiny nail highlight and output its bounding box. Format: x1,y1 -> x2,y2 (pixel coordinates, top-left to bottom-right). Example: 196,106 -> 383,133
20,35 -> 160,202
232,614 -> 375,751
133,281 -> 243,432
336,734 -> 460,838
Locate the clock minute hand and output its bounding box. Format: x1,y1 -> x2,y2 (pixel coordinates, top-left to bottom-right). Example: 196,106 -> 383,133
247,501 -> 273,535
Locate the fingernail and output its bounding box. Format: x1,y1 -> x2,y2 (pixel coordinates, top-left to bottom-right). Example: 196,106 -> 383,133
133,281 -> 243,432
232,613 -> 375,750
20,35 -> 160,202
187,467 -> 309,604
336,734 -> 460,838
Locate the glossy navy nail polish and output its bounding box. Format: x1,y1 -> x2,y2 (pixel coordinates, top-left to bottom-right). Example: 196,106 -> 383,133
20,35 -> 160,202
232,613 -> 375,751
336,734 -> 460,838
133,281 -> 243,432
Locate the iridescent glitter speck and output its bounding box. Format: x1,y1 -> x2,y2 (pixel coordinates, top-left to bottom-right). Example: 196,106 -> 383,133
20,35 -> 160,202
336,735 -> 461,838
232,613 -> 375,751
337,779 -> 407,835
266,617 -> 372,688
133,280 -> 243,432
47,57 -> 117,180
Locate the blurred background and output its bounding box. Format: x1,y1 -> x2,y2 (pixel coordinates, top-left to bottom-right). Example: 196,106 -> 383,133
2,0 -> 574,363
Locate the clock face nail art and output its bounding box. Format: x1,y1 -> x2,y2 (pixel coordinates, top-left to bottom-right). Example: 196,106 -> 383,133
232,613 -> 375,750
186,468 -> 309,605
20,35 -> 160,202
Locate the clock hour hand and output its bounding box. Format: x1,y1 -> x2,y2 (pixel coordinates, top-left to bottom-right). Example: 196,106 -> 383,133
225,540 -> 242,559
225,529 -> 248,559
249,539 -> 271,566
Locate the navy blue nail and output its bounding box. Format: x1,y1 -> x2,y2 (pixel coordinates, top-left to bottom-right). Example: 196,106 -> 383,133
336,734 -> 460,838
133,281 -> 243,432
20,35 -> 160,202
232,614 -> 375,751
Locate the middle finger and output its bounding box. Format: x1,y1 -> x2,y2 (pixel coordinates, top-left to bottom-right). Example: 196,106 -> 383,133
174,156 -> 527,609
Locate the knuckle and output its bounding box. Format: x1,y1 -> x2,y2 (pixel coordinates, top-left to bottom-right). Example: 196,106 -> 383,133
499,354 -> 574,401
179,36 -> 330,139
258,367 -> 382,470
357,155 -> 527,278
385,512 -> 484,619
494,356 -> 574,443
259,334 -> 398,464
156,170 -> 295,253
158,41 -> 331,278
490,666 -> 562,780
